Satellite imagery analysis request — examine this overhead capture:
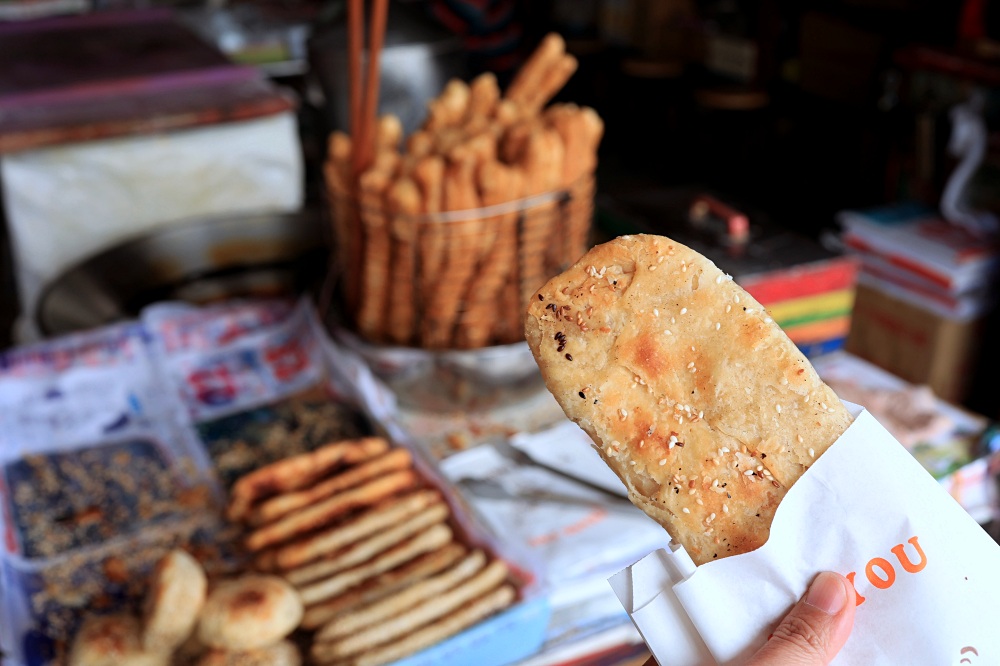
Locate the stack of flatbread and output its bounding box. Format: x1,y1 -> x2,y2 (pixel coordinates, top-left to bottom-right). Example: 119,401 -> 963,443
227,437 -> 516,666
326,33 -> 603,350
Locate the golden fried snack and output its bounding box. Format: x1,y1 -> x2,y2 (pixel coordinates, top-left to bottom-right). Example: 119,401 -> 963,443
69,614 -> 169,666
385,177 -> 424,345
300,543 -> 466,630
248,449 -> 414,528
272,489 -> 441,571
518,127 -> 565,305
522,54 -> 578,114
355,152 -> 401,341
466,72 -> 500,123
142,549 -> 207,652
197,575 -> 303,650
283,501 -> 449,587
374,115 -> 403,152
326,132 -> 361,314
524,234 -> 853,564
454,161 -> 526,348
244,470 -> 420,552
505,33 -> 566,106
426,79 -> 470,130
420,145 -> 484,348
296,524 -> 453,606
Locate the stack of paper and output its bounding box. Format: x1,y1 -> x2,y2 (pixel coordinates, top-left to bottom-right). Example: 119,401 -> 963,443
838,202 -> 1000,320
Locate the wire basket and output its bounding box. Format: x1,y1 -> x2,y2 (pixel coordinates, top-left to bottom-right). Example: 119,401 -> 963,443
328,176 -> 595,350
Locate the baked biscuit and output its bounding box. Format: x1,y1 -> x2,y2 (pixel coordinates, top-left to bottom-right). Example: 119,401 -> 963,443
69,614 -> 169,666
142,549 -> 207,652
198,575 -> 303,650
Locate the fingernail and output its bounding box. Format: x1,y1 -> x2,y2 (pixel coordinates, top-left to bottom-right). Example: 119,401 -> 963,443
805,572 -> 848,615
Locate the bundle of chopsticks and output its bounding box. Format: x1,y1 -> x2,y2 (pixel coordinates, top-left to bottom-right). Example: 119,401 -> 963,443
325,28 -> 604,350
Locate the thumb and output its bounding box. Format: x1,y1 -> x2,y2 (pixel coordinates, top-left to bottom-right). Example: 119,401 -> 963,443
746,572 -> 856,666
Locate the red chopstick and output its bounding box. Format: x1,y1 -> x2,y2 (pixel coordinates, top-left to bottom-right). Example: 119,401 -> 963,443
357,0 -> 389,175
347,0 -> 364,177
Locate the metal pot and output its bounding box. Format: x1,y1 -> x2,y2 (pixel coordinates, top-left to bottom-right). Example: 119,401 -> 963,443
35,211 -> 326,336
308,1 -> 469,136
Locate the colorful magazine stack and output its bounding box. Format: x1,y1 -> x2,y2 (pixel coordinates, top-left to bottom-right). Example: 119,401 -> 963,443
837,202 -> 1000,321
738,257 -> 858,358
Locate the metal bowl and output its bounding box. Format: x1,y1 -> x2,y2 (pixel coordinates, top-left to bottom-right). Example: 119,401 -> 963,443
334,328 -> 545,413
36,211 -> 326,336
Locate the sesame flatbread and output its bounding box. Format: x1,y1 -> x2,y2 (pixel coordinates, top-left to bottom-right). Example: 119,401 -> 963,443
284,502 -> 450,586
315,550 -> 487,642
273,489 -> 442,570
244,470 -> 419,552
300,543 -> 466,630
310,559 -> 509,660
524,234 -> 852,565
297,524 -> 453,606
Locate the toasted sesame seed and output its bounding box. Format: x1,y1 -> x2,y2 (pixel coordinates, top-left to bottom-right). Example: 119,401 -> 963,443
654,308 -> 659,317
682,507 -> 691,514
698,410 -> 704,419
726,304 -> 731,313
659,459 -> 667,466
734,294 -> 740,303
680,308 -> 688,315
716,275 -> 723,284
665,329 -> 672,335
744,469 -> 755,476
776,404 -> 782,413
687,361 -> 695,369
715,322 -> 721,330
696,498 -> 704,505
630,460 -> 637,465
649,265 -> 658,271
620,408 -> 628,419
764,317 -> 773,323
712,479 -> 719,487
723,504 -> 729,513
821,402 -> 828,410
689,489 -> 696,495
682,264 -> 688,272
797,434 -> 803,443
709,512 -> 716,521
722,447 -> 730,453
808,448 -> 815,458
671,317 -> 676,324
756,465 -> 764,472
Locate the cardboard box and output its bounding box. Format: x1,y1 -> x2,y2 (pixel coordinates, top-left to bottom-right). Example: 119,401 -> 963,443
846,283 -> 984,403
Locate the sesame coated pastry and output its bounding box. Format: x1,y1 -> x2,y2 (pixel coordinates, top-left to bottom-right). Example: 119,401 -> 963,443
524,234 -> 853,564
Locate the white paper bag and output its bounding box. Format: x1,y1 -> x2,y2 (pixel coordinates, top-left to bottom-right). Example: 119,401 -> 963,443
610,404 -> 1000,665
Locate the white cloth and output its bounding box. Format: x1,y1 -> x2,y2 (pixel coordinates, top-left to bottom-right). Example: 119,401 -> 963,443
1,111 -> 303,341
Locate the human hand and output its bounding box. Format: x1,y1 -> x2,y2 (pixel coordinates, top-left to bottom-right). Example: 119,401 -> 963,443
642,571 -> 855,666
746,572 -> 856,665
